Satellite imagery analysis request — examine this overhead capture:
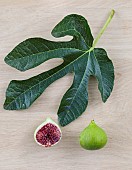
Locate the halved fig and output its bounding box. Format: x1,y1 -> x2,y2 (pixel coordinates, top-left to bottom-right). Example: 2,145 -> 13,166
34,117 -> 62,147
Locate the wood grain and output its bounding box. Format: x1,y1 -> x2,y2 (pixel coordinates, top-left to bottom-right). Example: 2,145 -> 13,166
0,0 -> 132,169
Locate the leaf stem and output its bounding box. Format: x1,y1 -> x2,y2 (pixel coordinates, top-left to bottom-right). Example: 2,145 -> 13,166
91,9 -> 115,50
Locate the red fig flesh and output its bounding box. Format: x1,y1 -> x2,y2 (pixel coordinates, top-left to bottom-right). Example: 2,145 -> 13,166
34,118 -> 61,147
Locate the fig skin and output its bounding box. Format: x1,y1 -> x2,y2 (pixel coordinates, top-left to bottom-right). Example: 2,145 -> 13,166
34,117 -> 62,147
80,120 -> 107,150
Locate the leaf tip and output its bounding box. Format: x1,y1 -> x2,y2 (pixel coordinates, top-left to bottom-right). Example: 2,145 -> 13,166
102,98 -> 107,103
51,29 -> 58,38
4,56 -> 9,65
3,101 -> 10,110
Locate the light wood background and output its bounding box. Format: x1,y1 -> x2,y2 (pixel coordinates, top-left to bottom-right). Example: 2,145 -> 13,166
0,1 -> 132,170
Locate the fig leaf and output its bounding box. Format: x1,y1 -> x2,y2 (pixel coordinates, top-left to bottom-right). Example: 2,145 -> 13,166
4,11 -> 115,126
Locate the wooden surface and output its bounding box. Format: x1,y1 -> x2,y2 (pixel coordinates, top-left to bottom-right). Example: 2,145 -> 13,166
0,1 -> 132,169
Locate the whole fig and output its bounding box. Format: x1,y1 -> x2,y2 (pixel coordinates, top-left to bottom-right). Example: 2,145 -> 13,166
80,120 -> 107,150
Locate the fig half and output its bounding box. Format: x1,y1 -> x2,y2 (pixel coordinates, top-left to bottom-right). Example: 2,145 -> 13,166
34,117 -> 62,147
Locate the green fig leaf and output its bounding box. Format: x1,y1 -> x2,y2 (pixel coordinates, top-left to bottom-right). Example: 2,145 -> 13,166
4,13 -> 114,126
5,14 -> 93,71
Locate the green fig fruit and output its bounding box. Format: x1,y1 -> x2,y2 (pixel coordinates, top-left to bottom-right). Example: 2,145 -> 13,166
80,120 -> 107,150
